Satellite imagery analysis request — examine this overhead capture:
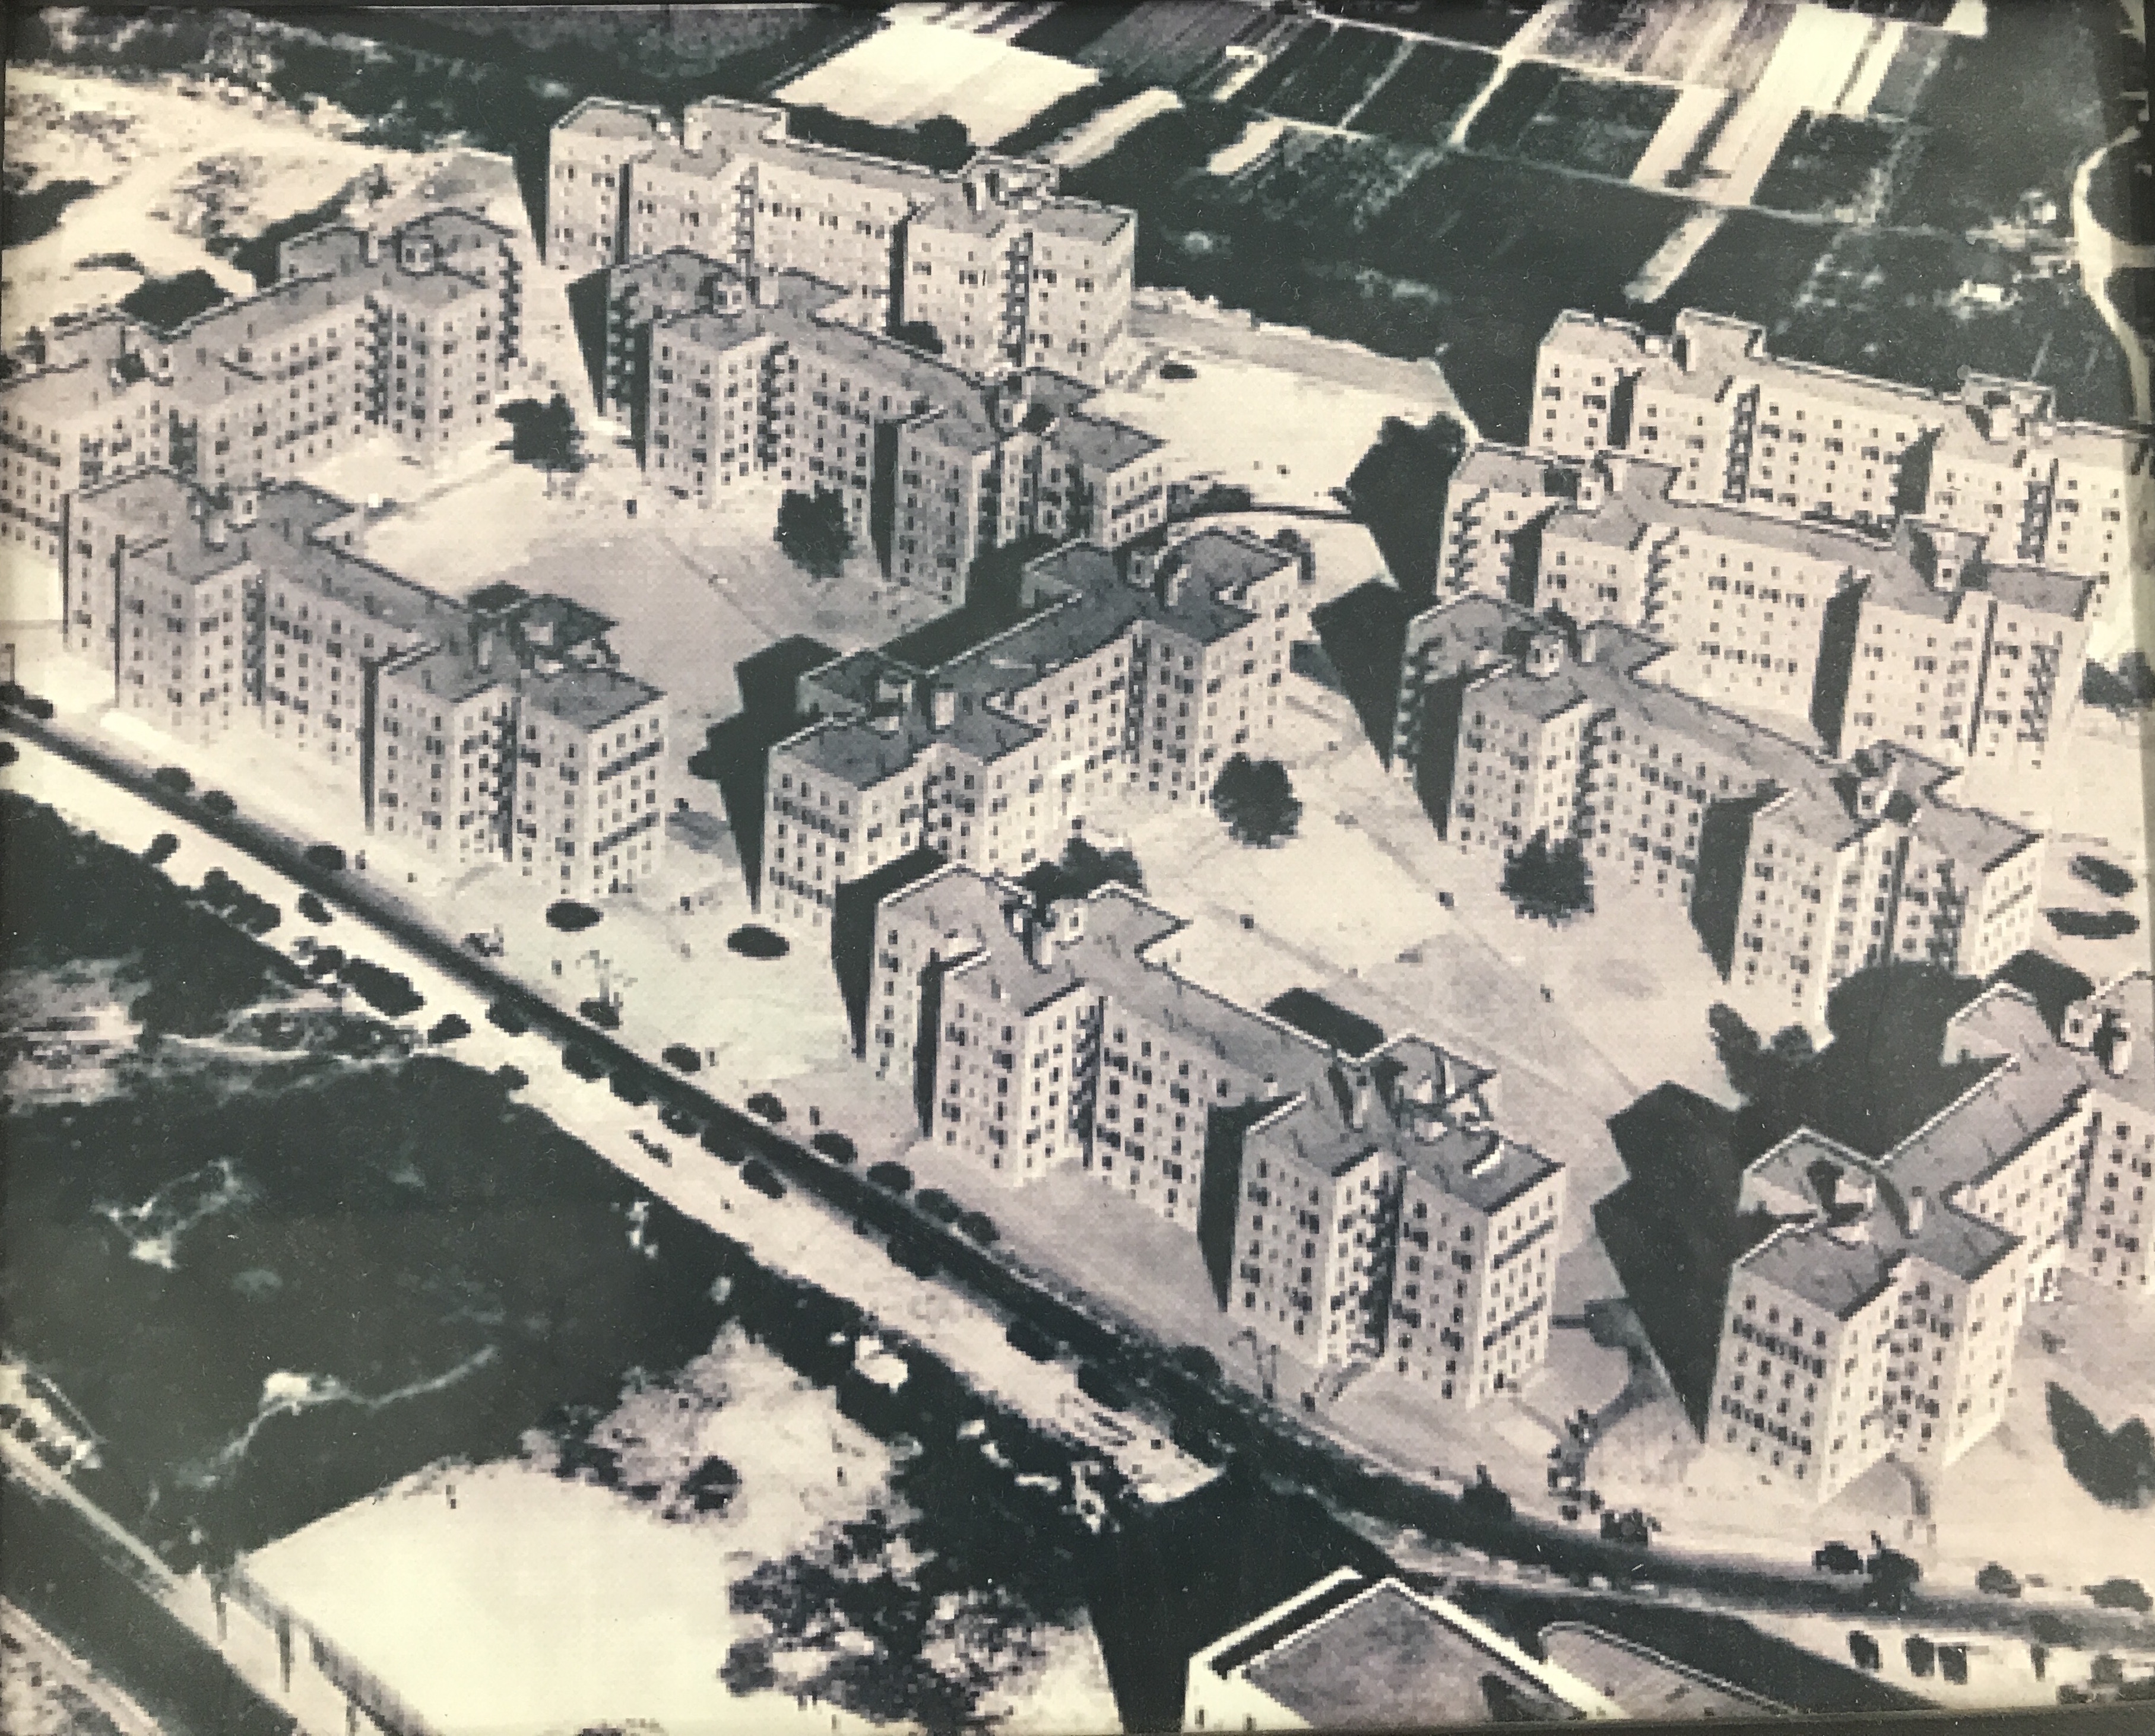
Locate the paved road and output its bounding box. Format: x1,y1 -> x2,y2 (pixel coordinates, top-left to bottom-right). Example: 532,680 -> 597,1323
8,704 -> 2153,1662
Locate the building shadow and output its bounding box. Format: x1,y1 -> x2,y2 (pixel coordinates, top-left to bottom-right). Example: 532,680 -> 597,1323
564,269 -> 613,411
1595,1084 -> 1758,1431
1309,580 -> 1410,766
1083,1463 -> 1394,1735
1688,792 -> 1769,975
1196,1098 -> 1280,1310
683,635 -> 838,902
831,846 -> 947,1056
1808,585 -> 1865,753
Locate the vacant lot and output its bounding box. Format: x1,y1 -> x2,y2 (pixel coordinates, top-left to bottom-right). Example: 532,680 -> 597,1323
1751,110 -> 1904,219
1465,62 -> 1680,178
1233,20 -> 1409,128
1535,0 -> 1799,90
1067,0 -> 1271,88
1345,39 -> 1500,147
776,14 -> 1098,142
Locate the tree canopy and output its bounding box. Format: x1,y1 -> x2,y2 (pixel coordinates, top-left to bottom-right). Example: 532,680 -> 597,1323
774,486 -> 852,580
1212,753 -> 1301,847
499,392 -> 585,477
1500,829 -> 1593,924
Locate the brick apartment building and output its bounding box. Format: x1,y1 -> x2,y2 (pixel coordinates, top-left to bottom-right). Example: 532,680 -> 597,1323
871,865 -> 1565,1402
601,249 -> 1170,604
1707,970 -> 2151,1504
1391,599 -> 2042,1034
1532,308 -> 2150,630
63,468 -> 668,893
762,526 -> 1308,934
2,208 -> 519,569
547,96 -> 1135,385
1431,445 -> 2094,802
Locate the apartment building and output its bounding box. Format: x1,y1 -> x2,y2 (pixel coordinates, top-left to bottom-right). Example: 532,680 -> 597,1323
605,249 -> 1168,602
1532,309 -> 2151,626
1433,445 -> 2094,785
62,469 -> 668,891
1184,1570 -> 1623,1731
1706,972 -> 2151,1503
871,865 -> 1565,1399
765,528 -> 1305,934
550,96 -> 1135,383
1391,599 -> 2042,1033
4,208 -> 519,572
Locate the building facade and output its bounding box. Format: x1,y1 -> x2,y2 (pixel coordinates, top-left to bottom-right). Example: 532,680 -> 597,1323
1431,445 -> 2094,797
7,207 -> 518,576
1531,308 -> 2151,629
1391,599 -> 2043,1033
764,528 -> 1305,934
62,468 -> 669,892
550,97 -> 1135,383
604,249 -> 1168,603
1706,972 -> 2151,1504
870,864 -> 1567,1402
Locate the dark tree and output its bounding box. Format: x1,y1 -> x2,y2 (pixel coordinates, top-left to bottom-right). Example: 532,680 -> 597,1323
1501,829 -> 1593,924
2084,650 -> 2155,716
499,393 -> 585,485
2049,1383 -> 2155,1508
1339,413 -> 1469,599
775,485 -> 852,580
1212,753 -> 1301,847
1977,1562 -> 2023,1598
890,319 -> 945,356
912,115 -> 973,170
1848,1630 -> 1882,1672
1022,834 -> 1145,905
1865,1537 -> 1923,1611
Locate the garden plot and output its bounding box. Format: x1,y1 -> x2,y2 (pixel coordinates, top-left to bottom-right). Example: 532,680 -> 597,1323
776,14 -> 1097,143
1234,21 -> 1412,130
1464,63 -> 1681,180
1,67 -> 449,348
1346,39 -> 1502,148
1069,1 -> 1275,88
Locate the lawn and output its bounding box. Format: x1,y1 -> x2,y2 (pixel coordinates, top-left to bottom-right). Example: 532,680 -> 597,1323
1877,0 -> 2136,231
1339,39 -> 1499,147
1234,22 -> 1407,128
1465,64 -> 1679,178
1751,112 -> 1904,219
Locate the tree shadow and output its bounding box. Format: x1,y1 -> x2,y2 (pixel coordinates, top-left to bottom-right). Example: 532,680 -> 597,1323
1339,414 -> 1468,607
1995,950 -> 2097,1035
1083,1464 -> 1393,1735
1596,1084 -> 1760,1430
1309,580 -> 1409,766
683,635 -> 838,903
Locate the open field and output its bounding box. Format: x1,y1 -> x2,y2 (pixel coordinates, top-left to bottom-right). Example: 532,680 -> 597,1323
1066,1 -> 1275,88
776,14 -> 1098,142
1534,0 -> 1807,90
1233,20 -> 1412,129
1345,39 -> 1501,147
1751,110 -> 1905,218
1463,62 -> 1681,177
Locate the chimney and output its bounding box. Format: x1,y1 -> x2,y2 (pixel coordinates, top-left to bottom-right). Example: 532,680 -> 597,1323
1057,901 -> 1086,942
930,684 -> 957,731
1127,544 -> 1160,591
1026,921 -> 1056,972
362,228 -> 381,267
1577,465 -> 1605,511
233,488 -> 259,528
479,630 -> 496,671
2102,1015 -> 2134,1078
1158,558 -> 1187,610
1904,1186 -> 1928,1236
2061,999 -> 2097,1051
1526,630 -> 1564,677
204,513 -> 229,550
1348,1071 -> 1374,1132
1006,901 -> 1029,939
1579,622 -> 1602,665
1602,453 -> 1628,494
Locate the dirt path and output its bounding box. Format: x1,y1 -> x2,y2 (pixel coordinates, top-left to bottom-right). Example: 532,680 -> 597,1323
2071,127 -> 2154,424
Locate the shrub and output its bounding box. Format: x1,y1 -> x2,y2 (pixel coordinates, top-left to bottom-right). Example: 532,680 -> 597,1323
1848,1631 -> 1882,1672
199,789 -> 236,817
1159,359 -> 1197,380
1814,1541 -> 1865,1575
152,766 -> 194,794
887,1235 -> 938,1278
957,1210 -> 999,1245
20,695 -> 53,721
659,1104 -> 700,1137
727,924 -> 788,960
563,1046 -> 607,1081
303,842 -> 347,871
427,1013 -> 472,1044
703,1123 -> 744,1163
1904,1635 -> 1935,1677
1212,753 -> 1302,846
1938,1643 -> 1967,1686
486,999 -> 530,1035
297,891 -> 331,924
775,485 -> 852,579
546,900 -> 602,933
1503,828 -> 1595,924
746,1090 -> 787,1123
1006,1319 -> 1058,1361
578,996 -> 622,1030
2030,1611 -> 2083,1647
143,832 -> 180,867
741,1158 -> 785,1199
340,957 -> 422,1017
1459,1469 -> 1513,1525
0,740 -> 16,768
609,1071 -> 651,1106
661,1042 -> 702,1072
867,1160 -> 914,1194
495,1064 -> 529,1091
